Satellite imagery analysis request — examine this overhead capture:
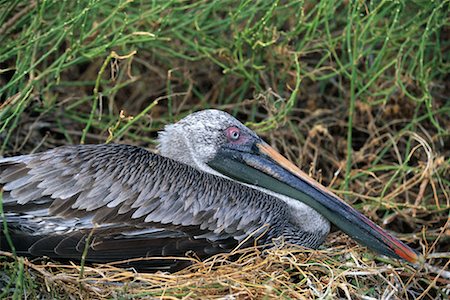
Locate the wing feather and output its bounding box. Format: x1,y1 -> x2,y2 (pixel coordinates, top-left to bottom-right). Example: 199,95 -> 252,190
1,144 -> 290,268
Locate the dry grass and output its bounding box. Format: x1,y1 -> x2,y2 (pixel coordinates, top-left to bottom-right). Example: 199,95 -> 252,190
2,238 -> 448,299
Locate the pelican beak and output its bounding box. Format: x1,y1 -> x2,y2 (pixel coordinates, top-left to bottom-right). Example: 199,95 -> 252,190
208,141 -> 420,264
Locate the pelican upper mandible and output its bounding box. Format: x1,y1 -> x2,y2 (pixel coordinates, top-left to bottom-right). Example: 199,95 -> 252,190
0,109 -> 419,270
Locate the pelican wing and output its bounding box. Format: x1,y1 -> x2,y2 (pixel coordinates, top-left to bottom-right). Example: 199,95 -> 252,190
0,144 -> 288,269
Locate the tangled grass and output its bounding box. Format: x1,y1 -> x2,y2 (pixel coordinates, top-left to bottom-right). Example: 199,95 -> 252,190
1,239 -> 448,299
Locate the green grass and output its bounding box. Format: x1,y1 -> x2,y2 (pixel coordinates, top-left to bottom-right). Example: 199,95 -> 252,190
0,0 -> 449,299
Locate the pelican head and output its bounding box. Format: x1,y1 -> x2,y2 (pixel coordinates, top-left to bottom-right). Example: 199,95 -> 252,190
158,109 -> 258,176
158,109 -> 420,264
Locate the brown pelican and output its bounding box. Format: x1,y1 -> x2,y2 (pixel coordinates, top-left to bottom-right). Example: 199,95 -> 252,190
0,110 -> 419,270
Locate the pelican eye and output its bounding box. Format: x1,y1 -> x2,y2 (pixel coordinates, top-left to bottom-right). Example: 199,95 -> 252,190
226,127 -> 240,141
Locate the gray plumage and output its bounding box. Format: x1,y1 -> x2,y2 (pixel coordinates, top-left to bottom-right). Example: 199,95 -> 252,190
0,110 -> 328,270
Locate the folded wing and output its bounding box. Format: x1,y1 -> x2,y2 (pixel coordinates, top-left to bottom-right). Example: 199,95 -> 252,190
0,144 -> 289,270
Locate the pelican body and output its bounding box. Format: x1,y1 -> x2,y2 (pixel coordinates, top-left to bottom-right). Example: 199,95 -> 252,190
0,110 -> 419,270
